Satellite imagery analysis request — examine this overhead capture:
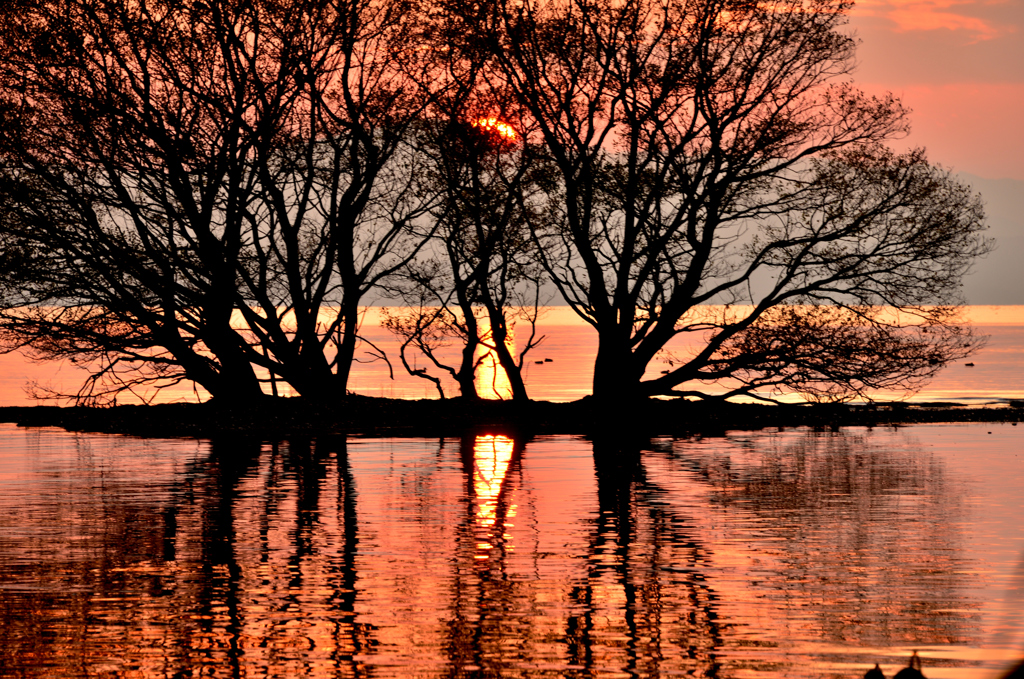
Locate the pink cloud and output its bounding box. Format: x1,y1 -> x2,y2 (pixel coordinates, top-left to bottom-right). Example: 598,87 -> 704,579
852,0 -> 1015,41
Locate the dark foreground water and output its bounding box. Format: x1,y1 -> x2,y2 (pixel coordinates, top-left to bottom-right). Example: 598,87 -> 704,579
1,423 -> 1022,678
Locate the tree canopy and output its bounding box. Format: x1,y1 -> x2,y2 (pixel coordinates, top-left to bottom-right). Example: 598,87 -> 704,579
447,0 -> 988,401
0,0 -> 990,405
0,0 -> 440,402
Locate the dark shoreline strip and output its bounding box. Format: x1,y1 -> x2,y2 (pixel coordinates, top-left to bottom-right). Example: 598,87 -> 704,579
1,396 -> 1021,440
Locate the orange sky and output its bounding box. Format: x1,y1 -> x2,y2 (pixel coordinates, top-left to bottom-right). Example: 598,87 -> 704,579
847,0 -> 1024,180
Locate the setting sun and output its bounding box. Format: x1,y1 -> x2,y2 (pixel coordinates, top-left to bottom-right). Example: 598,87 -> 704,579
472,117 -> 517,142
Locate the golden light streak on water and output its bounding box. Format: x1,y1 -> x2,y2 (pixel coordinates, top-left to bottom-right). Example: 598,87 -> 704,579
472,434 -> 516,560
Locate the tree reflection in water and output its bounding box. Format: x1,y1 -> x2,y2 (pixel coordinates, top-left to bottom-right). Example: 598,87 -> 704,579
649,429 -> 978,653
0,425 -> 1008,677
444,433 -> 723,676
582,437 -> 725,676
128,436 -> 373,677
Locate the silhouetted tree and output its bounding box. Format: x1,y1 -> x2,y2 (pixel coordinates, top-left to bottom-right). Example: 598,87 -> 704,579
0,0 -> 992,406
383,97 -> 548,401
0,0 -> 438,402
0,0 -> 270,400
453,0 -> 990,403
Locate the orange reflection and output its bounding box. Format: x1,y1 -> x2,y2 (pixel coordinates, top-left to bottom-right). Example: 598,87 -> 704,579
472,434 -> 516,560
474,318 -> 514,400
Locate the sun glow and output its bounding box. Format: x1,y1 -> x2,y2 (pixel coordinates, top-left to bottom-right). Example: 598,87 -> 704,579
473,434 -> 517,561
475,318 -> 515,400
472,117 -> 517,141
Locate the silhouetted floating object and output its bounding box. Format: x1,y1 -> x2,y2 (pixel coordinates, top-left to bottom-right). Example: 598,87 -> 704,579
894,651 -> 925,679
661,370 -> 670,374
534,361 -> 544,365
544,358 -> 553,362
1000,659 -> 1024,678
965,362 -> 975,367
864,663 -> 885,679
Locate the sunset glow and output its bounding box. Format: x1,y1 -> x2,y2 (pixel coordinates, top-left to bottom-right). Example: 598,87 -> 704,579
474,318 -> 515,400
847,0 -> 1023,182
0,0 -> 1020,667
850,0 -> 1010,40
4,305 -> 1024,405
472,117 -> 517,142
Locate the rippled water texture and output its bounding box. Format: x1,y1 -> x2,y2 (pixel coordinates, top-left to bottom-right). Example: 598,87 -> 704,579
1,423 -> 1022,678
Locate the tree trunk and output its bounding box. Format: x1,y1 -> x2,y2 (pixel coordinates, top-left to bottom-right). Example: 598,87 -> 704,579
455,337 -> 480,399
333,301 -> 361,397
197,332 -> 265,400
591,333 -> 645,404
280,357 -> 336,401
283,307 -> 337,400
488,310 -> 529,403
454,288 -> 481,400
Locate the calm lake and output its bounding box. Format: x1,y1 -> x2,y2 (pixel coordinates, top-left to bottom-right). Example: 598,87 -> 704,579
1,422 -> 1022,678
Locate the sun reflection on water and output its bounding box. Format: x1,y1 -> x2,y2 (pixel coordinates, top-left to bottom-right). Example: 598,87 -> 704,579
472,434 -> 517,560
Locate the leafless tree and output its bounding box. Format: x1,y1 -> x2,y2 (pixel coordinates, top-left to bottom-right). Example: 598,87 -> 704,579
0,0 -> 440,403
457,0 -> 990,402
0,0 -> 992,406
0,0 -> 273,401
382,75 -> 549,401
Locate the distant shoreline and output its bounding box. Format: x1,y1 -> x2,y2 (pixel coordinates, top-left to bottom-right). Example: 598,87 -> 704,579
1,396 -> 1021,440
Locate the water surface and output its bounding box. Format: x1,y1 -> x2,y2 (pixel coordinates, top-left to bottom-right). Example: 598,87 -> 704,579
0,423 -> 1022,677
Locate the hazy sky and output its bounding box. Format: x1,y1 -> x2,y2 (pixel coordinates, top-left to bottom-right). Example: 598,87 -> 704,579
846,0 -> 1024,181
844,0 -> 1024,303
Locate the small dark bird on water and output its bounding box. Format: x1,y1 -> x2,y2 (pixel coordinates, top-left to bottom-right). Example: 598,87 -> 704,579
864,652 -> 926,679
894,651 -> 925,679
864,663 -> 885,679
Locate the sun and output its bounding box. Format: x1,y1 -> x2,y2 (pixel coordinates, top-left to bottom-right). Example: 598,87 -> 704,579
472,117 -> 517,142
